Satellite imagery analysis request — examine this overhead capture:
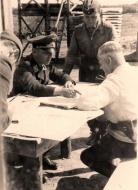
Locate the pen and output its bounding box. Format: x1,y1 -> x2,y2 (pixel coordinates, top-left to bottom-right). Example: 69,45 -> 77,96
74,89 -> 82,95
12,120 -> 19,124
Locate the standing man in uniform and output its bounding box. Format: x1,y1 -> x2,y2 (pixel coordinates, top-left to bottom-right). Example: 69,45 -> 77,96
0,30 -> 22,190
64,0 -> 116,82
64,0 -> 117,144
11,33 -> 76,170
77,41 -> 137,177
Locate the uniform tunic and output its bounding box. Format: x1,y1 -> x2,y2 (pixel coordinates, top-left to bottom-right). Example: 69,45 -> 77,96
0,55 -> 12,189
12,55 -> 74,97
64,21 -> 116,82
0,55 -> 12,133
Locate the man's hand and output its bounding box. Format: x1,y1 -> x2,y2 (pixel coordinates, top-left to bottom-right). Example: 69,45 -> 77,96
53,87 -> 76,98
64,81 -> 75,89
76,95 -> 98,111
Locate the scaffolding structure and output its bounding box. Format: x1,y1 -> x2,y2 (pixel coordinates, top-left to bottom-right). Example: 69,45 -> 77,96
17,0 -> 82,62
17,1 -> 135,62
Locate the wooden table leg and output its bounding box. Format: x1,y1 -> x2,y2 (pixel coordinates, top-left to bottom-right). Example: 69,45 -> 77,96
60,137 -> 71,159
0,137 -> 5,190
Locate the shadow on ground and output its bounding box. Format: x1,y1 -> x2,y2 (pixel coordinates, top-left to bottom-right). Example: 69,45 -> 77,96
48,137 -> 88,160
45,168 -> 91,178
71,137 -> 88,151
55,174 -> 108,190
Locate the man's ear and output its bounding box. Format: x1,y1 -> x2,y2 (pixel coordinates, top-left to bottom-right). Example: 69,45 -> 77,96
32,48 -> 36,54
107,56 -> 112,66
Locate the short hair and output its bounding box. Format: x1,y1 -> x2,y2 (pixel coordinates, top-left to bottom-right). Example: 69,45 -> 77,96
98,41 -> 122,57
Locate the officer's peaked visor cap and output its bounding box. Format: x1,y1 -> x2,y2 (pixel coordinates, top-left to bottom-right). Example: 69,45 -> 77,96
82,0 -> 100,15
0,30 -> 23,62
28,33 -> 57,49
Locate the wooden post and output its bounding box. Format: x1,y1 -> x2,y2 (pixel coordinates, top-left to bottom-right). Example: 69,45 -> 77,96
0,137 -> 6,190
0,0 -> 13,31
66,0 -> 71,47
45,0 -> 50,35
17,0 -> 22,42
136,32 -> 138,54
0,0 -> 4,32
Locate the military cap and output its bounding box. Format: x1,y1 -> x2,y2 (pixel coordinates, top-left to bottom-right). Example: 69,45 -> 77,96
82,0 -> 101,15
0,30 -> 23,62
28,33 -> 57,49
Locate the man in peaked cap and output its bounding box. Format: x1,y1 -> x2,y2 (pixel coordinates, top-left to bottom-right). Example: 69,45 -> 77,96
63,0 -> 117,145
0,30 -> 22,63
12,33 -> 76,97
0,30 -> 22,190
28,33 -> 57,48
64,0 -> 116,82
82,0 -> 100,14
11,33 -> 76,170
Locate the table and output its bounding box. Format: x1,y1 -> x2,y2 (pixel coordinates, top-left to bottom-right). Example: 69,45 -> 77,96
3,83 -> 103,190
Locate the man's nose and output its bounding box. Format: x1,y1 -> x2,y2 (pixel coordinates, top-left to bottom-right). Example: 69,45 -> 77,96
50,48 -> 55,58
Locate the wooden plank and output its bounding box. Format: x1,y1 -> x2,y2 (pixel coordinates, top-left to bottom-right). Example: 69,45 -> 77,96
102,15 -> 122,18
20,3 -> 67,16
101,7 -> 123,40
103,17 -> 122,20
101,7 -> 123,14
4,137 -> 58,158
0,0 -> 13,31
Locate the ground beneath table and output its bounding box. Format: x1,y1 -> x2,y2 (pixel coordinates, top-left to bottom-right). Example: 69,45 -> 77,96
43,124 -> 108,190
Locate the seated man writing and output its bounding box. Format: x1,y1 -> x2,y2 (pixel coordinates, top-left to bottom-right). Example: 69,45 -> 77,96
11,33 -> 76,170
76,41 -> 137,177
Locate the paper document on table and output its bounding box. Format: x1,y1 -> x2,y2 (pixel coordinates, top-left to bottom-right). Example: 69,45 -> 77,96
3,105 -> 103,141
4,92 -> 103,141
39,83 -> 98,110
39,96 -> 79,109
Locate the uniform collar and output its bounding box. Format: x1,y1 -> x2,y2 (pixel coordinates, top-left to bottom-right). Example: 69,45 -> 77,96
30,55 -> 47,73
97,21 -> 105,34
84,20 -> 104,35
113,62 -> 130,74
